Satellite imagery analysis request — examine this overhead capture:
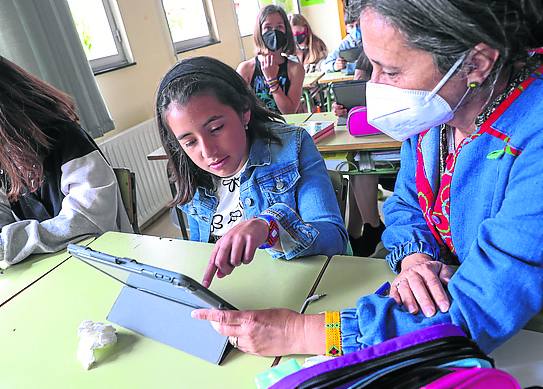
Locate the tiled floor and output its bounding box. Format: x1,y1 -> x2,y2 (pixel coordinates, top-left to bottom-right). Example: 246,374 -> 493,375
142,209 -> 184,239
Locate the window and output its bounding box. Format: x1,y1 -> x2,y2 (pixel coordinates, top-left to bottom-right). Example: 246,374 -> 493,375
68,0 -> 132,74
234,0 -> 260,37
161,0 -> 217,53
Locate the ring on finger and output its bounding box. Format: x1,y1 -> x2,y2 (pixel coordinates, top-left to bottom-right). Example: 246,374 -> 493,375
394,278 -> 408,289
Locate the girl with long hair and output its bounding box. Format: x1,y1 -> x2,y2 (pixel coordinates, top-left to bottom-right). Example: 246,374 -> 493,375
288,13 -> 328,73
156,56 -> 347,287
0,56 -> 130,268
237,5 -> 305,114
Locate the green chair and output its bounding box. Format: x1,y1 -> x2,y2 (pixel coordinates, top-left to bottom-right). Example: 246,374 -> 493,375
113,167 -> 140,234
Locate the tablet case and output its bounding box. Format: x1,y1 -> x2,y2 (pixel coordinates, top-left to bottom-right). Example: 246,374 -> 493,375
339,47 -> 362,63
331,80 -> 367,111
107,272 -> 232,365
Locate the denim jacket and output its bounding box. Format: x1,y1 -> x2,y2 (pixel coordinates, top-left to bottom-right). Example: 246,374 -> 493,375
340,65 -> 543,354
180,122 -> 348,259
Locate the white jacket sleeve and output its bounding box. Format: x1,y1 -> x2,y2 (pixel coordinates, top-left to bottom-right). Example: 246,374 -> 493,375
0,150 -> 131,269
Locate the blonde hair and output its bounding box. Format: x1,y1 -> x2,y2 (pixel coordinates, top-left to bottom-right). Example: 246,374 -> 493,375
288,14 -> 328,66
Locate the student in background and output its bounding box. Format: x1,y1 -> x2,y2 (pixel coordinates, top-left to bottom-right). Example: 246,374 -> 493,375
156,56 -> 347,287
0,56 -> 131,269
288,13 -> 328,73
332,50 -> 385,257
237,5 -> 304,114
322,8 -> 362,73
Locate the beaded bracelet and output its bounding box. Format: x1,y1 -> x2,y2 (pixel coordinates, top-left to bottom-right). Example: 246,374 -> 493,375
269,85 -> 280,94
324,311 -> 343,357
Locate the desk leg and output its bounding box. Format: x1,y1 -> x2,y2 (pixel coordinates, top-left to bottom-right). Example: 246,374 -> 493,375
169,182 -> 189,240
326,84 -> 332,112
303,89 -> 312,112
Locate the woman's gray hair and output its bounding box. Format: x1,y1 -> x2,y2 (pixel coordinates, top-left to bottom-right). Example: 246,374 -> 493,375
351,0 -> 543,77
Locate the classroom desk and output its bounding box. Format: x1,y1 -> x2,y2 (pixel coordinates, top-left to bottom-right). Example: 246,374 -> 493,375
303,71 -> 325,88
0,232 -> 327,388
298,255 -> 543,387
302,72 -> 325,112
0,237 -> 94,306
309,112 -> 402,153
317,72 -> 354,85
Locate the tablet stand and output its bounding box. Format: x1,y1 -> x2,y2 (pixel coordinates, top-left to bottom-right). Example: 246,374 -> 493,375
107,273 -> 232,364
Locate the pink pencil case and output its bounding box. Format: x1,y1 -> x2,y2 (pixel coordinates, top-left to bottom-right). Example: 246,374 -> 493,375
346,106 -> 381,137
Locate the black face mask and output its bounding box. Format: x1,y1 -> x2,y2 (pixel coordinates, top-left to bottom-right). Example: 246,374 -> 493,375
262,29 -> 287,52
295,33 -> 307,45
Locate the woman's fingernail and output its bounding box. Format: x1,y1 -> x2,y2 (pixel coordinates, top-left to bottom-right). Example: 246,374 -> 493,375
439,303 -> 449,312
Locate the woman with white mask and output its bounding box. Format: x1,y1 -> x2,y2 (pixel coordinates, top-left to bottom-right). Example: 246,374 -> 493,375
192,0 -> 543,357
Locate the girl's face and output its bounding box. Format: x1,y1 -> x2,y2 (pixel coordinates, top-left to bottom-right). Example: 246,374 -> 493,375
261,12 -> 286,34
291,24 -> 308,44
166,94 -> 251,178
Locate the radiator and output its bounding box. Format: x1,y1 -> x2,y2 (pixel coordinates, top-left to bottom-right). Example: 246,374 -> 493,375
98,118 -> 171,227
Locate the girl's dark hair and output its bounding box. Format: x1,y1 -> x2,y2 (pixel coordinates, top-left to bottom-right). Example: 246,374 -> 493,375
0,56 -> 79,201
352,0 -> 543,77
253,5 -> 296,55
288,13 -> 328,66
156,56 -> 283,206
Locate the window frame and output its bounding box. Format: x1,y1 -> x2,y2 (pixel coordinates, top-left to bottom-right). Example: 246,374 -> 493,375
233,0 -> 260,37
69,0 -> 133,74
161,0 -> 219,54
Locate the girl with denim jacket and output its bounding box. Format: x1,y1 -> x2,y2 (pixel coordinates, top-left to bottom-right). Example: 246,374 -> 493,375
155,56 -> 347,287
193,0 -> 543,357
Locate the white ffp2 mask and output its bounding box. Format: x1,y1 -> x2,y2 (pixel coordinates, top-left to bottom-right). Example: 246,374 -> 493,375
366,54 -> 467,142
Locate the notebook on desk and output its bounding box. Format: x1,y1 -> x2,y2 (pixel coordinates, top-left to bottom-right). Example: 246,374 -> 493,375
297,120 -> 335,143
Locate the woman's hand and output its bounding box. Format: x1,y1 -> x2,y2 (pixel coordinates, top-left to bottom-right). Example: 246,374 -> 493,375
260,54 -> 280,82
389,253 -> 457,317
191,308 -> 325,356
202,218 -> 269,287
332,102 -> 348,117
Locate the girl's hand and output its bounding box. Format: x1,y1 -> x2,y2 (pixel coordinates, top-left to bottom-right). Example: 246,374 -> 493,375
191,308 -> 325,356
202,218 -> 269,287
260,54 -> 280,82
332,102 -> 348,117
390,253 -> 457,317
334,57 -> 347,71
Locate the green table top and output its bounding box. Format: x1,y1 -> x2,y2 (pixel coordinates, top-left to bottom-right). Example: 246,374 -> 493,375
285,255 -> 394,364
282,113 -> 312,125
0,232 -> 327,388
0,237 -> 94,306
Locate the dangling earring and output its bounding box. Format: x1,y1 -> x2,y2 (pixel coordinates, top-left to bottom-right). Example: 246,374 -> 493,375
245,124 -> 249,131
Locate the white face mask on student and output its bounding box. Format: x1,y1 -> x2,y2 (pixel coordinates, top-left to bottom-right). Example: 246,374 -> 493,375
366,54 -> 468,142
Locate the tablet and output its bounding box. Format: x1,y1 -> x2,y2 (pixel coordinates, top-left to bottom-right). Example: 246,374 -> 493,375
67,244 -> 237,311
339,47 -> 362,63
331,79 -> 367,111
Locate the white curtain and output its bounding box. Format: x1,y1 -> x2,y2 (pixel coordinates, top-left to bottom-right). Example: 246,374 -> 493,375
0,0 -> 114,137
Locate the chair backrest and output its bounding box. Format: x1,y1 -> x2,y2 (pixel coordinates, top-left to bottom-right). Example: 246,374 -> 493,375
327,170 -> 348,221
113,167 -> 140,234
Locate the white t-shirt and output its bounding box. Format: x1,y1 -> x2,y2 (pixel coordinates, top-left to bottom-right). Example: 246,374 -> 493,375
210,165 -> 246,238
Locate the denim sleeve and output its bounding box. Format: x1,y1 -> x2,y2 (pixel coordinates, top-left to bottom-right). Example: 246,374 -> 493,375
179,205 -> 200,242
382,138 -> 440,273
322,47 -> 340,72
262,131 -> 348,260
342,135 -> 543,354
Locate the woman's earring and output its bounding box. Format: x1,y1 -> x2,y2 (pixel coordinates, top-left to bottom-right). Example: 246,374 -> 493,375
245,124 -> 249,131
468,81 -> 480,89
